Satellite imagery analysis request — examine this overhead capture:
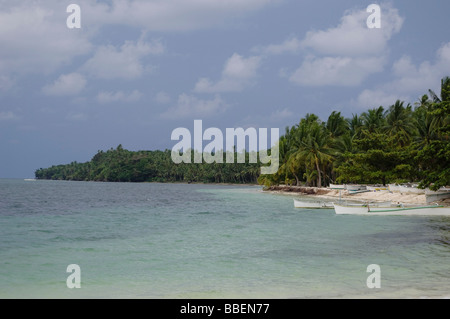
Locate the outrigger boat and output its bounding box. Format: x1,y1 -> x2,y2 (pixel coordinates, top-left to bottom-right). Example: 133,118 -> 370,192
294,199 -> 391,209
293,199 -> 334,209
333,203 -> 450,216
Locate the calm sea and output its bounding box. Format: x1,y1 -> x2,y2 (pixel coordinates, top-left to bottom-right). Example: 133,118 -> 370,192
0,179 -> 449,298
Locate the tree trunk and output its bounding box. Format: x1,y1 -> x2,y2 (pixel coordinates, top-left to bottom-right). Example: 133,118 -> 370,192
292,171 -> 300,186
315,157 -> 321,188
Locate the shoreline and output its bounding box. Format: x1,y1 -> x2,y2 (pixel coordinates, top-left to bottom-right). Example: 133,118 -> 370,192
263,185 -> 450,205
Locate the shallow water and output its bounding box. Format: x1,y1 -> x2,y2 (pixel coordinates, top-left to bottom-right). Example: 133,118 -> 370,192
0,179 -> 449,298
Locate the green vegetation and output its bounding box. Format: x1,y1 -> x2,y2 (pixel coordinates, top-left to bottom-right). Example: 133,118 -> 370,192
35,146 -> 260,184
258,77 -> 450,190
36,77 -> 449,189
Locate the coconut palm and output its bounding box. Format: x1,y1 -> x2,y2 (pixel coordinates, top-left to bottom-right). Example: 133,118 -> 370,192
294,122 -> 334,187
347,113 -> 363,138
384,100 -> 417,146
413,95 -> 437,148
361,106 -> 385,133
326,111 -> 349,138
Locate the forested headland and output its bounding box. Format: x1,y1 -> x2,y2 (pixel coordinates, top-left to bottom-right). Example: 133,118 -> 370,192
34,146 -> 262,184
35,77 -> 449,190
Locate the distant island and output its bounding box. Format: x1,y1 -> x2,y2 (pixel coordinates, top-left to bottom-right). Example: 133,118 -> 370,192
35,146 -> 262,184
36,77 -> 449,190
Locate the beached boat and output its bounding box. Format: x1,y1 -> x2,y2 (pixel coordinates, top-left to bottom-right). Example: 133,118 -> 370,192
347,189 -> 370,194
398,185 -> 425,194
346,184 -> 366,191
388,184 -> 400,192
333,203 -> 450,216
294,199 -> 391,209
329,183 -> 345,189
347,201 -> 392,207
366,185 -> 388,191
293,199 -> 334,209
425,188 -> 450,203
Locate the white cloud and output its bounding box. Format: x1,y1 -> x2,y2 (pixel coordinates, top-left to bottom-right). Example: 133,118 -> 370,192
390,43 -> 450,93
82,39 -> 164,80
161,94 -> 228,119
253,35 -> 301,56
288,3 -> 403,87
356,89 -> 409,109
0,0 -> 274,78
42,73 -> 87,96
0,3 -> 92,75
301,5 -> 403,57
97,90 -> 143,104
355,42 -> 450,108
79,0 -> 275,32
194,53 -> 262,93
290,55 -> 385,87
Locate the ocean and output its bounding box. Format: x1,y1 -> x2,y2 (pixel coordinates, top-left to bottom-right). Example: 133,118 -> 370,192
0,179 -> 449,298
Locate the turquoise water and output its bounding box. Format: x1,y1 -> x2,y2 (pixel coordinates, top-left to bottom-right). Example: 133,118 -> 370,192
0,179 -> 449,298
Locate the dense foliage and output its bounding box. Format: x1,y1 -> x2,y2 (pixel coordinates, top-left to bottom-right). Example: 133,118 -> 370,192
258,77 -> 450,190
36,77 -> 449,189
35,146 -> 261,184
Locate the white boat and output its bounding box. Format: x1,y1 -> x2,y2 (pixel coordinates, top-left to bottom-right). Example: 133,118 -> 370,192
388,184 -> 400,192
329,183 -> 345,189
346,201 -> 392,207
346,184 -> 366,191
388,184 -> 426,194
426,187 -> 450,194
333,203 -> 450,216
366,185 -> 388,191
293,199 -> 334,209
425,188 -> 450,203
398,185 -> 425,194
294,199 -> 390,209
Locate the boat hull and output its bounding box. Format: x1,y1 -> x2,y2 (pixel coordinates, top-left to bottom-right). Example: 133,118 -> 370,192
398,185 -> 425,194
333,203 -> 450,216
293,199 -> 333,209
366,186 -> 388,191
329,183 -> 345,189
346,184 -> 366,191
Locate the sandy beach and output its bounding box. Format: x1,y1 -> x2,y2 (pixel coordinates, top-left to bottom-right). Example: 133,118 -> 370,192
264,185 -> 450,205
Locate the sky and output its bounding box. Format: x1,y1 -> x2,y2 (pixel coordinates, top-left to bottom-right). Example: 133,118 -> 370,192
1,0 -> 449,178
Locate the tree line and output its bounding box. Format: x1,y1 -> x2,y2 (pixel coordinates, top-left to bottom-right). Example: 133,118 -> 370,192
258,77 -> 449,190
36,77 -> 449,189
35,145 -> 261,184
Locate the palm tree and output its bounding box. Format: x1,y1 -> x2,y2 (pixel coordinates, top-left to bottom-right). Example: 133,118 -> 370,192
428,77 -> 450,138
347,113 -> 363,138
413,95 -> 436,148
384,100 -> 417,146
326,111 -> 349,138
294,122 -> 334,187
361,106 -> 385,133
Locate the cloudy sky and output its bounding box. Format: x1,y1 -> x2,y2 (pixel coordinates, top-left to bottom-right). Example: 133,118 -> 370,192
1,0 -> 449,178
